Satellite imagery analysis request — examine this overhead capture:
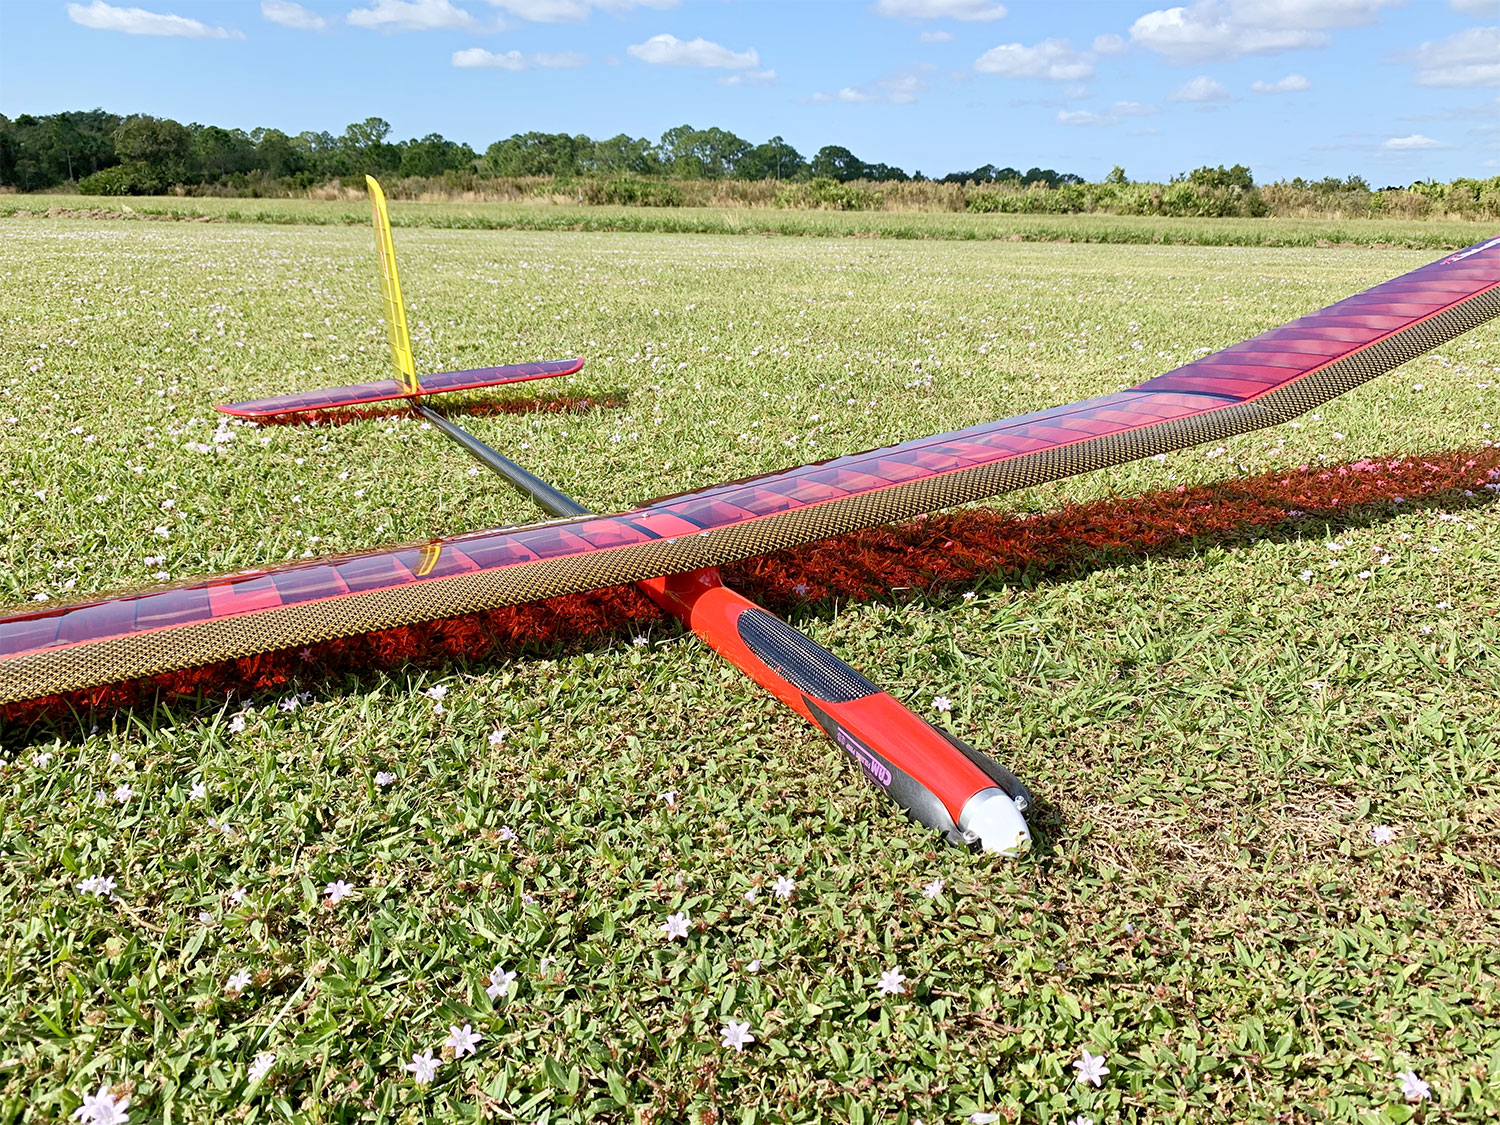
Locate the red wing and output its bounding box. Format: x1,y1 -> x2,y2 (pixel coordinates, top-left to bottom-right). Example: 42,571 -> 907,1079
5,240 -> 1499,703
216,359 -> 585,419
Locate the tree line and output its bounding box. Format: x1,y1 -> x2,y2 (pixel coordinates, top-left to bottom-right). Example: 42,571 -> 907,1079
0,110 -> 1086,194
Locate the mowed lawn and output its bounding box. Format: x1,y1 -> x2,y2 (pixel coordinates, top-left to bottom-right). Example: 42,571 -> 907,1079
2,216 -> 1498,1124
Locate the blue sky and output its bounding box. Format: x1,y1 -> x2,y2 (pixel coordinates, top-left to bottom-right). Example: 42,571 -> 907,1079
1,0 -> 1496,183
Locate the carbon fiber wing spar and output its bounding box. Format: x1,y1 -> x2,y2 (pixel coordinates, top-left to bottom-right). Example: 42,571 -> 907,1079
4,235 -> 1499,707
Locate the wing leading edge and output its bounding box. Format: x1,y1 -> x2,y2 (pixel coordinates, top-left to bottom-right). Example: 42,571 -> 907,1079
4,239 -> 1499,703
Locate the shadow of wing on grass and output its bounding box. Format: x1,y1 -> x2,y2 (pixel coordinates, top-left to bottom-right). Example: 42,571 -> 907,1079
4,447 -> 1495,742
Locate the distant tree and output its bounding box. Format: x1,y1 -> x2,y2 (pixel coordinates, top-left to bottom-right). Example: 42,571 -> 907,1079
590,133 -> 657,175
484,132 -> 587,177
252,128 -> 304,179
864,162 -> 909,183
194,124 -> 255,179
1105,165 -> 1128,185
737,135 -> 806,180
657,125 -> 751,178
114,114 -> 193,186
340,116 -> 400,174
1185,163 -> 1254,190
940,164 -> 1021,185
399,133 -> 476,178
811,145 -> 867,182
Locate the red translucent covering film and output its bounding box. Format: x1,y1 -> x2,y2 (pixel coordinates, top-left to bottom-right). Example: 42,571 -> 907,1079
216,358 -> 585,418
4,238 -> 1499,699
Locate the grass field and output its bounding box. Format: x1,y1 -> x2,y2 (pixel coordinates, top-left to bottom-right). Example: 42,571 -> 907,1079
2,213 -> 1499,1124
4,193 -> 1497,250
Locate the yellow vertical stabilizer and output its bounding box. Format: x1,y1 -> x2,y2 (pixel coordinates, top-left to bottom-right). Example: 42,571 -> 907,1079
366,176 -> 419,394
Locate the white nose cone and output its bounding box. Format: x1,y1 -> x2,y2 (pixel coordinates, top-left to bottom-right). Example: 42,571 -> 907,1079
959,788 -> 1032,857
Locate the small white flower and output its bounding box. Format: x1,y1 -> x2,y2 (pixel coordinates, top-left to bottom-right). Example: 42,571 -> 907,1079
747,958 -> 762,973
497,825 -> 516,841
772,875 -> 795,900
33,751 -> 52,767
324,880 -> 354,904
248,1051 -> 275,1082
445,1023 -> 481,1058
488,728 -> 505,747
486,964 -> 517,999
632,634 -> 649,647
228,715 -> 246,734
792,582 -> 810,596
71,1083 -> 131,1125
229,885 -> 248,905
425,685 -> 448,701
404,1049 -> 440,1085
657,790 -> 677,807
277,696 -> 299,713
743,886 -> 759,903
1073,1048 -> 1109,1086
1398,1070 -> 1431,1102
719,1019 -> 755,1053
662,911 -> 690,940
923,877 -> 944,898
1371,824 -> 1396,845
114,784 -> 133,804
962,591 -> 977,601
225,969 -> 252,994
78,875 -> 117,899
198,910 -> 215,924
932,696 -> 952,713
969,1115 -> 1000,1125
1067,1117 -> 1094,1125
876,966 -> 907,996
375,771 -> 395,787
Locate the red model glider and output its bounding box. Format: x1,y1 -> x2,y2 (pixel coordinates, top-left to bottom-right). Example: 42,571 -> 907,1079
3,177 -> 1497,856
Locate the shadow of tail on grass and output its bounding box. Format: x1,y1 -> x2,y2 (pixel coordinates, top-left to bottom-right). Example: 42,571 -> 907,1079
247,390 -> 628,428
4,447 -> 1496,737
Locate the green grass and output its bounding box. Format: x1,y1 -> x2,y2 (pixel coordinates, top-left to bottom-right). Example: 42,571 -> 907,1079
2,220 -> 1498,1123
4,193 -> 1497,249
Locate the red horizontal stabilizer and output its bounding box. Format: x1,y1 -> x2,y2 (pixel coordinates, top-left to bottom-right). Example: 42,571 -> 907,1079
216,359 -> 585,419
5,238 -> 1499,703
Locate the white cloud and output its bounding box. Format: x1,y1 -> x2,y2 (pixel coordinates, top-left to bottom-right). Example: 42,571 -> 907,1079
1168,74 -> 1234,100
627,33 -> 758,69
262,0 -> 325,29
66,1 -> 243,37
1448,0 -> 1497,15
873,0 -> 1007,20
1057,100 -> 1159,126
1251,72 -> 1309,92
452,46 -> 584,66
486,0 -> 677,22
1406,26 -> 1500,87
919,30 -> 955,42
720,68 -> 777,87
536,49 -> 586,66
973,38 -> 1093,80
1130,0 -> 1398,63
1091,32 -> 1128,55
348,0 -> 479,30
1383,133 -> 1452,149
808,70 -> 931,105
